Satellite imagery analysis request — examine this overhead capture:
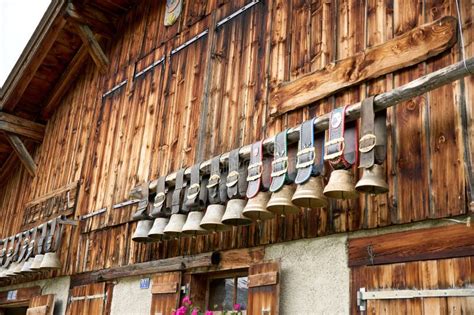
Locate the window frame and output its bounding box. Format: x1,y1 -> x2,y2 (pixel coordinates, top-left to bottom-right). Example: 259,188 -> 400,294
205,269 -> 249,312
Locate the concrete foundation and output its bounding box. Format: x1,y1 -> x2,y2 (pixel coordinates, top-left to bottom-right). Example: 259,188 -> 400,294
110,275 -> 153,315
265,234 -> 350,315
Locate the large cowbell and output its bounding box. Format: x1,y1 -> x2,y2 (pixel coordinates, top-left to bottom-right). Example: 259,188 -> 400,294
181,211 -> 207,236
200,204 -> 229,232
355,164 -> 389,194
39,252 -> 61,270
292,176 -> 328,208
132,220 -> 154,242
163,213 -> 187,238
243,191 -> 274,221
148,217 -> 170,240
323,169 -> 358,199
221,199 -> 251,226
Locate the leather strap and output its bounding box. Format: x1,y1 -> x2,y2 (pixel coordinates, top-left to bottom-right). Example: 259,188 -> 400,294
3,236 -> 14,268
359,96 -> 387,168
0,238 -> 8,266
52,223 -> 64,252
172,169 -> 186,215
261,155 -> 272,191
295,118 -> 325,184
185,164 -> 201,210
45,219 -> 57,253
17,231 -> 29,262
151,176 -> 168,218
324,106 -> 358,169
207,156 -> 222,204
131,182 -> 150,220
198,175 -> 208,210
25,228 -> 37,260
12,233 -> 22,262
270,130 -> 289,192
37,223 -> 47,255
246,141 -> 263,199
227,149 -> 248,199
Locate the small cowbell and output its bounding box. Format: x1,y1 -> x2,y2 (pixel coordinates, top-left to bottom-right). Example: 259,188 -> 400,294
148,217 -> 170,240
292,176 -> 328,209
181,212 -> 207,236
266,185 -> 300,216
21,257 -> 34,273
163,214 -> 187,238
242,191 -> 274,221
132,220 -> 154,243
39,252 -> 61,270
323,169 -> 358,199
5,263 -> 17,277
13,261 -> 25,274
30,254 -> 44,270
221,199 -> 252,226
200,204 -> 229,232
355,164 -> 389,194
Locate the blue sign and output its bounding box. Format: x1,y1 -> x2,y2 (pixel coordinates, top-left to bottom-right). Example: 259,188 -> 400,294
140,278 -> 150,289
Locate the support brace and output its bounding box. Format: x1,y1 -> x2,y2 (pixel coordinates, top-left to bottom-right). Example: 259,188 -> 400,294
5,133 -> 37,176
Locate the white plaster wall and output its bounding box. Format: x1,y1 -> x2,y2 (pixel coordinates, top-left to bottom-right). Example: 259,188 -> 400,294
110,275 -> 153,315
0,276 -> 70,315
265,234 -> 350,315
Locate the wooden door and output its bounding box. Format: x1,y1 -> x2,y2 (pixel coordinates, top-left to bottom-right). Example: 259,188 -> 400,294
66,283 -> 113,315
150,271 -> 182,315
247,261 -> 280,315
26,294 -> 55,315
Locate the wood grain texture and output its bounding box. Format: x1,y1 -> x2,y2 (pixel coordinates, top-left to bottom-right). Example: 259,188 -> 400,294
0,113 -> 45,142
28,294 -> 55,315
248,261 -> 280,315
348,224 -> 474,267
5,134 -> 37,176
269,16 -> 458,117
150,272 -> 181,315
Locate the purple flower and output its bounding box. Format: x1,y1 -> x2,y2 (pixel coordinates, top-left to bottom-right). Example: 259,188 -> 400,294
234,304 -> 241,311
182,296 -> 192,306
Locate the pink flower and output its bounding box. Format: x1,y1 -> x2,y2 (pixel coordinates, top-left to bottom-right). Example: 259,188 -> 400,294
191,309 -> 199,315
234,304 -> 241,311
176,306 -> 187,315
182,296 -> 192,306
205,311 -> 213,315
172,311 -> 176,315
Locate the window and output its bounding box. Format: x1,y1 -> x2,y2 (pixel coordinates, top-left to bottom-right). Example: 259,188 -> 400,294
208,274 -> 248,313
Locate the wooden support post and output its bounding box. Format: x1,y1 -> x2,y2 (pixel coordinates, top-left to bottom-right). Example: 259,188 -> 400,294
65,3 -> 115,39
0,112 -> 45,142
150,56 -> 474,188
5,133 -> 37,176
74,24 -> 109,73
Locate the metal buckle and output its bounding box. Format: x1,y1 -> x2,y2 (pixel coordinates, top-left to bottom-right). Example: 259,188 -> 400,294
186,183 -> 201,200
296,147 -> 315,169
324,137 -> 345,161
154,192 -> 165,207
226,171 -> 240,187
247,162 -> 262,181
359,134 -> 376,153
206,174 -> 220,188
271,157 -> 288,177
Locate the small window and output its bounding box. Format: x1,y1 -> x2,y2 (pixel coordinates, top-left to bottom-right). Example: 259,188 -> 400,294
208,275 -> 248,313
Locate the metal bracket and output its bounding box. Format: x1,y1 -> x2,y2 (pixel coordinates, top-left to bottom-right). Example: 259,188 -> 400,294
113,199 -> 141,209
102,80 -> 127,98
357,287 -> 474,311
216,0 -> 260,28
134,56 -> 165,79
69,293 -> 107,302
57,215 -> 79,226
171,30 -> 209,55
79,208 -> 107,220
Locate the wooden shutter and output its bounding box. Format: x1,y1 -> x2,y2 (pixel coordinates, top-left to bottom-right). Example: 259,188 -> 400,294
66,283 -> 113,315
150,271 -> 182,315
26,294 -> 55,315
248,261 -> 280,315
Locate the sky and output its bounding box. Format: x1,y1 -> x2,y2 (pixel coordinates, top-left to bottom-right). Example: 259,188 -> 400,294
0,0 -> 51,87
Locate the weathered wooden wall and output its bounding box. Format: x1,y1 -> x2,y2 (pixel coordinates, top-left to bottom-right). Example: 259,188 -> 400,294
0,0 -> 472,277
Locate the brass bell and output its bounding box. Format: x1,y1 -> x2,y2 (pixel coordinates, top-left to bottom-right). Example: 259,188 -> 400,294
221,199 -> 252,226
148,217 -> 170,240
323,169 -> 359,200
267,185 -> 300,216
200,204 -> 230,232
21,257 -> 34,273
40,252 -> 61,270
30,254 -> 44,270
292,176 -> 328,209
0,268 -> 6,279
163,214 -> 187,238
5,263 -> 17,277
132,220 -> 154,243
355,164 -> 389,194
242,191 -> 275,221
13,261 -> 25,274
182,212 -> 207,236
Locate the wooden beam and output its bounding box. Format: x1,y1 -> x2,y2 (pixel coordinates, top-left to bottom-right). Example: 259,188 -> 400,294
0,0 -> 67,112
65,3 -> 115,39
0,286 -> 41,306
348,223 -> 474,267
269,16 -> 458,117
0,113 -> 45,142
41,46 -> 90,119
74,23 -> 109,73
0,152 -> 19,185
5,134 -> 37,176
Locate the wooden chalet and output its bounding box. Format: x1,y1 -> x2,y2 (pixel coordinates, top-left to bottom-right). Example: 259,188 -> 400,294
0,0 -> 473,314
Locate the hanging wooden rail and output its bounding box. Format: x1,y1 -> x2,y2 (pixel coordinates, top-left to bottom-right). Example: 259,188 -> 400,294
150,57 -> 474,189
